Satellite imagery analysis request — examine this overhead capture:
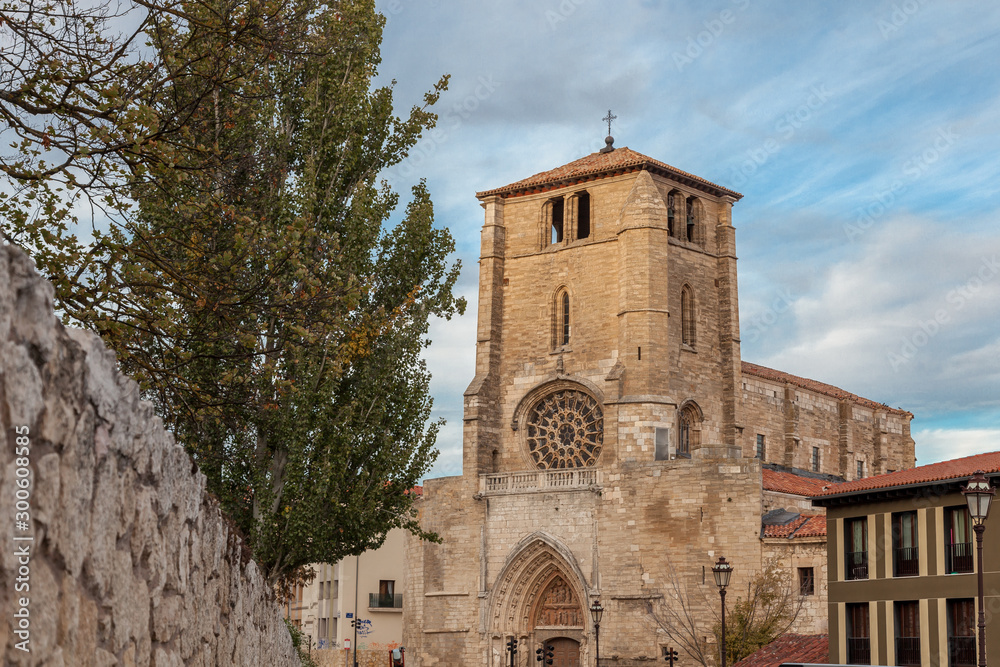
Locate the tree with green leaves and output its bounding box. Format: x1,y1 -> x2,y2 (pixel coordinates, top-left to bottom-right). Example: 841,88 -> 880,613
1,0 -> 462,588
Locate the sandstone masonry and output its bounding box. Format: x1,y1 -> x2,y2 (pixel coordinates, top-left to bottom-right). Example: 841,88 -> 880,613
404,146 -> 915,666
0,246 -> 298,666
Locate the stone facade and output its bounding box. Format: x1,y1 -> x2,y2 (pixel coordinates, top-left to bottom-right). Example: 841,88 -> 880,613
0,247 -> 298,666
404,147 -> 915,665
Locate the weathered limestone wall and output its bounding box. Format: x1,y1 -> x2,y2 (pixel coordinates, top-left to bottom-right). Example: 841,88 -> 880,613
762,538 -> 829,635
0,247 -> 298,666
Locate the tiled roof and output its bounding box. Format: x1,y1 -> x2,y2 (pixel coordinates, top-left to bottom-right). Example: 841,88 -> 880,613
763,468 -> 831,497
732,633 -> 829,667
742,361 -> 911,416
761,514 -> 826,539
796,515 -> 827,537
814,450 -> 1000,498
476,147 -> 742,200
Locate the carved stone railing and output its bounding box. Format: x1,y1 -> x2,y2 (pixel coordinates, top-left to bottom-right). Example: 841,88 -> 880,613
479,468 -> 601,496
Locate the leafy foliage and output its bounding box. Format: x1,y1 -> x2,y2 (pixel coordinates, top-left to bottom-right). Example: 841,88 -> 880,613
1,0 -> 462,587
713,558 -> 803,664
284,617 -> 319,667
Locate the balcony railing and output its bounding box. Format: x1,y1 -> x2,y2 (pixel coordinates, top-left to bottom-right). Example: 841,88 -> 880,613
846,637 -> 871,665
949,636 -> 976,666
368,593 -> 402,609
845,551 -> 868,580
946,542 -> 974,574
893,546 -> 919,577
895,637 -> 921,666
480,469 -> 601,496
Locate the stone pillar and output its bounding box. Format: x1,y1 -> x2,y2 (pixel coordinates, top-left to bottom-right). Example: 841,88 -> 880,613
716,195 -> 743,447
615,170 -> 672,398
464,195 -> 506,479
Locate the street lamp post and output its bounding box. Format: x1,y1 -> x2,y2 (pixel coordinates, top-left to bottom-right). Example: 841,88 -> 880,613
712,556 -> 734,667
963,470 -> 995,667
590,600 -> 604,667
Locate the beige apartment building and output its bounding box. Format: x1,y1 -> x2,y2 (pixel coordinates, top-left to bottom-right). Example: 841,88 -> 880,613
814,453 -> 1000,666
285,525 -> 410,666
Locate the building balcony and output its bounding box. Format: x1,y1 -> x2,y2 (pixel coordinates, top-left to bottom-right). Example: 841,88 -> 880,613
949,636 -> 976,666
893,546 -> 919,577
479,468 -> 602,496
895,637 -> 921,666
368,593 -> 402,610
846,637 -> 870,664
845,551 -> 868,580
946,541 -> 974,574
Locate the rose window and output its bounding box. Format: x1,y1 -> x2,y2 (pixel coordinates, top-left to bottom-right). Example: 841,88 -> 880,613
525,390 -> 603,469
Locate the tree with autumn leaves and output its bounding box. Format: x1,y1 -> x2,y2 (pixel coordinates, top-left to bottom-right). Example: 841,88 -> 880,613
0,0 -> 462,588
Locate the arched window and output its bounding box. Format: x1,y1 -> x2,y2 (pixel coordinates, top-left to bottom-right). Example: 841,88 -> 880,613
553,288 -> 570,348
677,402 -> 701,458
575,191 -> 591,240
681,285 -> 695,348
685,195 -> 699,243
667,191 -> 681,237
550,197 -> 565,244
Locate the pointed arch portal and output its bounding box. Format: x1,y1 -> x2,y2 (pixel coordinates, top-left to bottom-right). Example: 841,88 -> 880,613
487,532 -> 590,666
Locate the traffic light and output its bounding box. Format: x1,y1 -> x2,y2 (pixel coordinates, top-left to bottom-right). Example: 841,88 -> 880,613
663,646 -> 679,665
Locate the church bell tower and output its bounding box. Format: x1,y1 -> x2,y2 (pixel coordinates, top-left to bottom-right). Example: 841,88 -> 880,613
464,138 -> 746,483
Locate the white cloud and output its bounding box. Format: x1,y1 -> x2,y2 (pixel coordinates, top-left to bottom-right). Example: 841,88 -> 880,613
914,428 -> 1000,466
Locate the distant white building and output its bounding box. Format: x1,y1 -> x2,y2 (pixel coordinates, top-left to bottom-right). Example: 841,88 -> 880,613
284,511 -> 414,663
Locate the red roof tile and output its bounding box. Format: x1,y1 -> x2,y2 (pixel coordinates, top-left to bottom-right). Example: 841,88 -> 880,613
815,450 -> 1000,497
762,514 -> 826,539
763,469 -> 831,497
476,147 -> 742,200
732,633 -> 829,667
795,515 -> 827,537
742,361 -> 911,416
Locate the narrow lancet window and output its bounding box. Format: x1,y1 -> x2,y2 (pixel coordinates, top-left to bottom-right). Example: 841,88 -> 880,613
551,197 -> 564,244
576,192 -> 591,239
561,291 -> 570,345
667,192 -> 676,237
681,285 -> 695,348
685,196 -> 697,243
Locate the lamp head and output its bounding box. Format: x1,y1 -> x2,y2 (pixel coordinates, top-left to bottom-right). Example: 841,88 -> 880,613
712,556 -> 734,590
962,470 -> 996,524
590,599 -> 604,624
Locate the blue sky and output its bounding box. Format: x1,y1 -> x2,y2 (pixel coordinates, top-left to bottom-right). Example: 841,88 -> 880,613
372,0 -> 1000,479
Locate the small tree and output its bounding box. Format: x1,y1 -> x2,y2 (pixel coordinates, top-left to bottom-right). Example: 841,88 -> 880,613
645,562 -> 714,666
646,558 -> 803,667
713,558 -> 804,664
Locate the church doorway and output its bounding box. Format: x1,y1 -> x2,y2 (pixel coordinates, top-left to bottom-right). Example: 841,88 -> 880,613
548,637 -> 580,667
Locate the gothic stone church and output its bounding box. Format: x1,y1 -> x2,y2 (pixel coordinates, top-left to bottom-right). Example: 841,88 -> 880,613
402,143 -> 915,666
